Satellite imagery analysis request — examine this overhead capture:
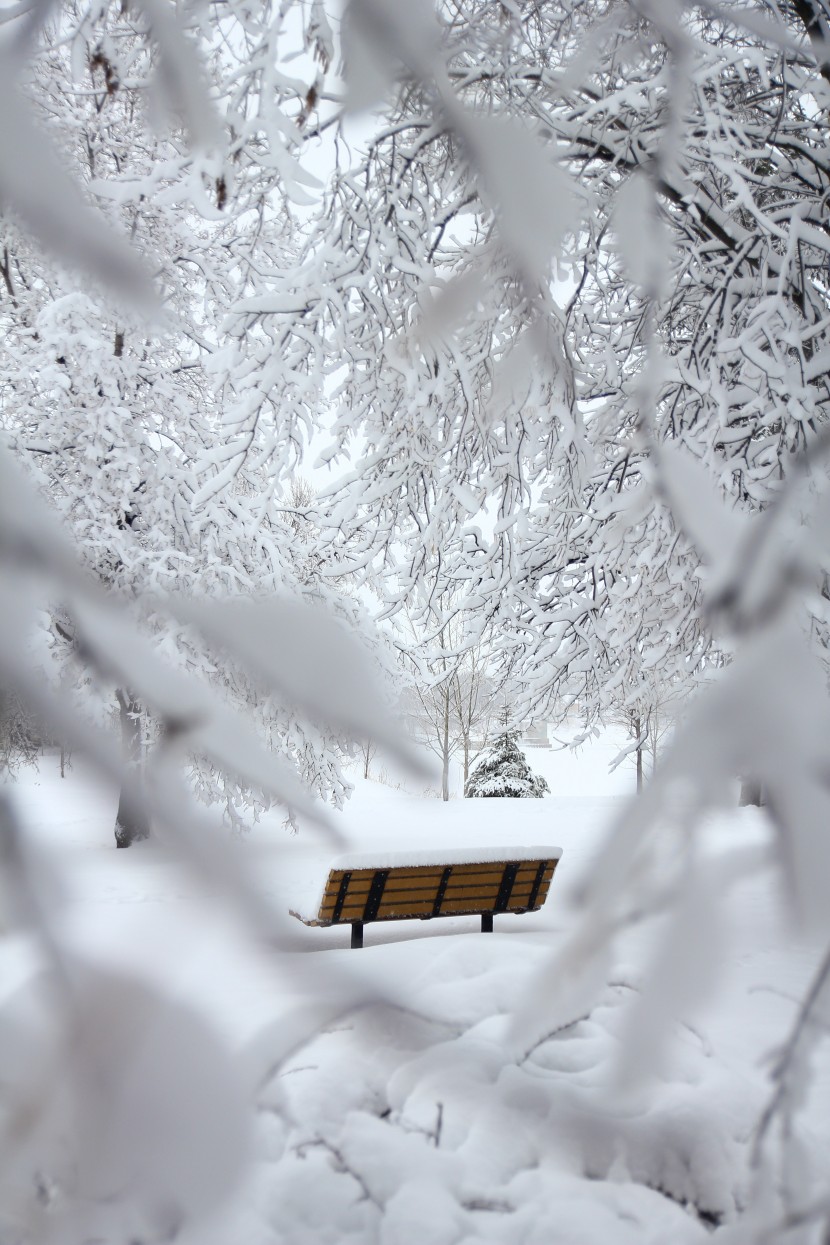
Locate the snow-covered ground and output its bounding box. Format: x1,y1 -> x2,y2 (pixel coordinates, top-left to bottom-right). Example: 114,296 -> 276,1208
3,733 -> 830,1243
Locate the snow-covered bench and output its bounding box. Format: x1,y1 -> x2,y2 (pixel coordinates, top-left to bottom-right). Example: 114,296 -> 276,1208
290,846 -> 563,948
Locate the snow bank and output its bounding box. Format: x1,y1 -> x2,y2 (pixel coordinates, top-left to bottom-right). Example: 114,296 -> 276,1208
6,757 -> 830,1245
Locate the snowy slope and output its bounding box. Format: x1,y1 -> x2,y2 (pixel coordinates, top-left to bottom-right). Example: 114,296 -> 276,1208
3,740 -> 830,1244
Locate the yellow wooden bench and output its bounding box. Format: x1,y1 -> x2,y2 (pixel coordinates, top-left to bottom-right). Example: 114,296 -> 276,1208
290,846 -> 563,947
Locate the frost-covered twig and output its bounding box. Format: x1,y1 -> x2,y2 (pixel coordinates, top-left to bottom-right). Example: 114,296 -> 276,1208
295,1137 -> 382,1207
752,940 -> 830,1167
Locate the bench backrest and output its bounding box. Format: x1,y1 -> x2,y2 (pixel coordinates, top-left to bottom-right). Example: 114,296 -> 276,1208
317,856 -> 559,926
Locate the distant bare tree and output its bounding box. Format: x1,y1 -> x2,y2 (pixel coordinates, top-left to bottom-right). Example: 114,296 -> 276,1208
0,688 -> 39,777
359,737 -> 377,780
403,594 -> 496,800
451,641 -> 498,790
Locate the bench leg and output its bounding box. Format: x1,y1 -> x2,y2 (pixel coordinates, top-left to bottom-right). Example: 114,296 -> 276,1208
351,922 -> 364,949
481,913 -> 493,934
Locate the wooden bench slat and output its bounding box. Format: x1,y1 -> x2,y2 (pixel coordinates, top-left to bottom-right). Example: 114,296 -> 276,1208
330,894 -> 554,923
322,863 -> 530,896
503,868 -> 556,905
326,861 -> 510,883
376,897 -> 500,918
321,875 -> 535,908
326,868 -> 447,884
507,886 -> 541,906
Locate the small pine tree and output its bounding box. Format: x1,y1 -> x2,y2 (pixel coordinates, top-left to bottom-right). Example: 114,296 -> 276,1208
464,731 -> 549,798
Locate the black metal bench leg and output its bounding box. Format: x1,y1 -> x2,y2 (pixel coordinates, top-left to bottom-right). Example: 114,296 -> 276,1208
351,922 -> 364,949
481,913 -> 493,933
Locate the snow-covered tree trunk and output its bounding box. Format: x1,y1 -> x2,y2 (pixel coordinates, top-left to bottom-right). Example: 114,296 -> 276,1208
114,690 -> 149,849
441,691 -> 450,802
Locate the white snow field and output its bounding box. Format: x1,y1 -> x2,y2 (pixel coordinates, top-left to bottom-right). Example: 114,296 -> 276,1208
4,733 -> 830,1244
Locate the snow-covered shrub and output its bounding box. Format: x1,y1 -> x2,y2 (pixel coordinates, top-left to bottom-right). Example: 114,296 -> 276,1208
464,732 -> 549,799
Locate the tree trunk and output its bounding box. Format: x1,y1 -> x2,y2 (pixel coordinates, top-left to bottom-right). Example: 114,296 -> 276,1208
60,746 -> 66,778
739,779 -> 764,807
463,736 -> 470,791
441,695 -> 450,802
634,714 -> 643,793
114,690 -> 150,848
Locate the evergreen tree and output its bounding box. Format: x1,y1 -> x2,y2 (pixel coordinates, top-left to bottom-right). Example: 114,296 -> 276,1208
464,731 -> 549,799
